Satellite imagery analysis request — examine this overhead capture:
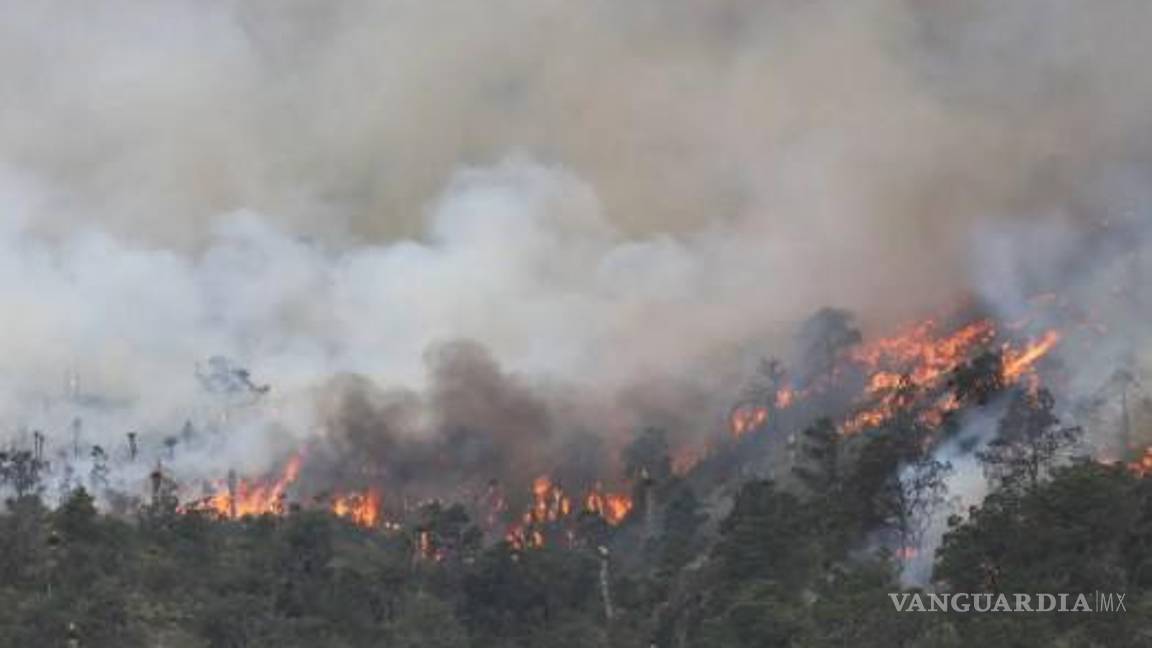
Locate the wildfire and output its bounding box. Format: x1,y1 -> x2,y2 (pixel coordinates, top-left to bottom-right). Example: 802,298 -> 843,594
172,307 -> 1068,554
730,405 -> 769,438
530,475 -> 572,523
840,320 -> 1061,435
505,526 -> 545,551
416,530 -> 447,561
894,546 -> 920,560
775,388 -> 796,409
331,489 -> 382,527
585,487 -> 633,525
849,319 -> 997,388
729,386 -> 803,438
186,454 -> 385,529
1002,330 -> 1062,383
199,454 -> 303,518
1128,448 -> 1152,476
504,475 -> 634,549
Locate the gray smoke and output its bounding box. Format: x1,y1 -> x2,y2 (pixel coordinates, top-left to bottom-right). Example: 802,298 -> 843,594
0,1 -> 1150,488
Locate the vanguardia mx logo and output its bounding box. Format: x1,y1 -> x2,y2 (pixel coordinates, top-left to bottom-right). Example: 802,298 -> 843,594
888,592 -> 1127,613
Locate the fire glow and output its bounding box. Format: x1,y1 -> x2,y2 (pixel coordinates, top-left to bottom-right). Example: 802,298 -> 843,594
331,489 -> 382,528
727,316 -> 1063,439
187,454 -> 386,528
730,405 -> 769,438
199,454 -> 302,519
840,320 -> 1061,435
187,461 -> 632,552
1129,448 -> 1152,477
505,475 -> 633,549
184,310 -> 1063,549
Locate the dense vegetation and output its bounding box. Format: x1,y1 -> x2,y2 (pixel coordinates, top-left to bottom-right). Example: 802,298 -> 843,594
1,386 -> 1150,647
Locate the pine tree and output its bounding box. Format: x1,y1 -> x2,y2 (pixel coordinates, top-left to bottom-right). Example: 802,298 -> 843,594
979,388 -> 1082,492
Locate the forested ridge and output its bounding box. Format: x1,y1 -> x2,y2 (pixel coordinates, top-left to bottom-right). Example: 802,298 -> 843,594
1,385 -> 1150,647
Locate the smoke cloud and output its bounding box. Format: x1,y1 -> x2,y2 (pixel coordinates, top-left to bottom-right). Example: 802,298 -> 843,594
1,0 -> 1150,484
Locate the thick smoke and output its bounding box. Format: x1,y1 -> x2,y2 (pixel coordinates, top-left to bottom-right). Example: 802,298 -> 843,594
1,1 -> 1151,490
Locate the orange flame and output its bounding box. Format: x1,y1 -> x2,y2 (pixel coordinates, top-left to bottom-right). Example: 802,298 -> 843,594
840,320 -> 1061,435
895,546 -> 920,560
417,530 -> 445,561
331,488 -> 381,527
202,454 -> 303,518
729,386 -> 800,439
585,487 -> 633,525
505,476 -> 634,549
190,456 -> 387,529
1128,448 -> 1152,477
775,388 -> 796,409
529,475 -> 572,523
1001,330 -> 1062,383
849,319 -> 997,387
730,405 -> 769,438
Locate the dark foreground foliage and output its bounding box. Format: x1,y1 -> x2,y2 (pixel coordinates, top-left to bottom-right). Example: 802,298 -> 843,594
0,456 -> 1149,647
0,386 -> 1148,646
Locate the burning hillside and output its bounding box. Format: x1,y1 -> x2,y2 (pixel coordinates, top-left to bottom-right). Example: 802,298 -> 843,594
180,454 -> 384,529
0,0 -> 1150,644
725,309 -> 1065,441
1,246 -> 1139,576
138,290 -> 1107,560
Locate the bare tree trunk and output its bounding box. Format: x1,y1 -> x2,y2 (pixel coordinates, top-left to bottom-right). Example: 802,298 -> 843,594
598,546 -> 614,622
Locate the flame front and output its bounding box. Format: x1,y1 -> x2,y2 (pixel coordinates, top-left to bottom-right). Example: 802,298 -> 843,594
177,309 -> 1067,550
1002,330 -> 1062,384
840,320 -> 1061,435
528,475 -> 572,523
331,489 -> 382,527
191,455 -> 384,529
201,453 -> 303,518
585,487 -> 633,525
1129,448 -> 1152,477
730,405 -> 769,437
505,475 -> 633,549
